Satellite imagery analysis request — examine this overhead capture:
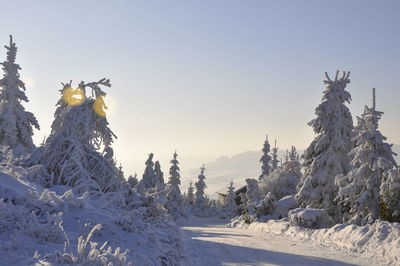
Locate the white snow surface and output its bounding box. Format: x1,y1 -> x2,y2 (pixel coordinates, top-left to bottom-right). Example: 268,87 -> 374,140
182,216 -> 372,266
241,219 -> 400,266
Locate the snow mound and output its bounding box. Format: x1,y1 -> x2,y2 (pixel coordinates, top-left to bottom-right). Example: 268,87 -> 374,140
288,208 -> 334,229
242,218 -> 400,265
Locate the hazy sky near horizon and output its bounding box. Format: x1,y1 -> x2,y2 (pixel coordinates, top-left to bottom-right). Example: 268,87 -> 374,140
1,0 -> 399,177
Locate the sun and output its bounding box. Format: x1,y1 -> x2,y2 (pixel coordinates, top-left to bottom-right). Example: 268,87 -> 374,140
62,87 -> 86,106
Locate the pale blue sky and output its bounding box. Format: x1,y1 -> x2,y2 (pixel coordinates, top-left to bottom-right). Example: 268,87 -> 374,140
1,0 -> 399,177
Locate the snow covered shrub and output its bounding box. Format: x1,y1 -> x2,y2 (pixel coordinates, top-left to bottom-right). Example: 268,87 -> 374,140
29,189 -> 90,214
19,212 -> 66,244
296,71 -> 354,217
380,168 -> 400,222
335,89 -> 398,225
254,192 -> 276,217
288,208 -> 334,229
274,195 -> 298,219
114,208 -> 146,232
50,224 -> 130,266
0,199 -> 25,232
260,146 -> 301,200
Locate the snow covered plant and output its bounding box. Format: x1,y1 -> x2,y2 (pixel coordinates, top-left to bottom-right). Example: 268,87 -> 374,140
335,89 -> 398,225
296,71 -> 354,218
260,146 -> 301,200
50,224 -> 130,266
0,35 -> 39,156
27,79 -> 123,194
19,212 -> 66,244
380,168 -> 400,222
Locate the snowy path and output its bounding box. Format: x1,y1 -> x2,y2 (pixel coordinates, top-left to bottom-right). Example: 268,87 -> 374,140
181,217 -> 369,266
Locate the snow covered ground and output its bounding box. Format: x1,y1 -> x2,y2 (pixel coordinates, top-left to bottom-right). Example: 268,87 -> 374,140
181,216 -> 371,266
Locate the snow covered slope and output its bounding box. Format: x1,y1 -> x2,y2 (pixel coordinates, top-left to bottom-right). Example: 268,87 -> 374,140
0,168 -> 185,265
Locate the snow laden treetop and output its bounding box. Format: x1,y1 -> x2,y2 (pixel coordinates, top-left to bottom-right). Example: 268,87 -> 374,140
296,71 -> 354,218
0,35 -> 39,155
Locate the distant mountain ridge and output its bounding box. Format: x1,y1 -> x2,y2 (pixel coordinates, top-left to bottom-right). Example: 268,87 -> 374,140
182,145 -> 400,197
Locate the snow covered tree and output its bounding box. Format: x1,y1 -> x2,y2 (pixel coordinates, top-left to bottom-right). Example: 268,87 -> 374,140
27,79 -> 123,194
224,181 -> 237,215
0,35 -> 39,155
271,140 -> 279,171
296,71 -> 354,217
380,168 -> 400,222
165,151 -> 183,219
260,146 -> 302,200
259,135 -> 271,180
194,164 -> 208,211
335,89 -> 398,225
141,153 -> 157,189
185,181 -> 195,206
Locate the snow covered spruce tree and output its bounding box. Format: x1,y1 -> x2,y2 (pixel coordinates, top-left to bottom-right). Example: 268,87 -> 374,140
259,135 -> 272,180
335,89 -> 398,225
194,164 -> 209,216
260,146 -> 301,200
27,79 -> 124,194
165,151 -> 184,219
296,71 -> 354,218
224,181 -> 237,215
0,35 -> 39,155
271,140 -> 279,171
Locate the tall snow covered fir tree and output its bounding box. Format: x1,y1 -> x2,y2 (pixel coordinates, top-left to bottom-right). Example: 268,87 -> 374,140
165,151 -> 183,219
271,140 -> 279,171
335,89 -> 398,225
27,79 -> 123,194
296,71 -> 354,217
0,35 -> 39,155
259,135 -> 271,180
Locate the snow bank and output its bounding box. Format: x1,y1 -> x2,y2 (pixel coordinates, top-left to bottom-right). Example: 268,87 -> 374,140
243,218 -> 400,265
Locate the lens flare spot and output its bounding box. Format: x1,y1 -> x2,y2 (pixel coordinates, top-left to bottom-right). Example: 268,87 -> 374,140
63,87 -> 86,106
93,95 -> 108,117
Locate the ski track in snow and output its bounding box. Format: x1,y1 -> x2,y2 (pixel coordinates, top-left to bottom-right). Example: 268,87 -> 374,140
181,217 -> 370,266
